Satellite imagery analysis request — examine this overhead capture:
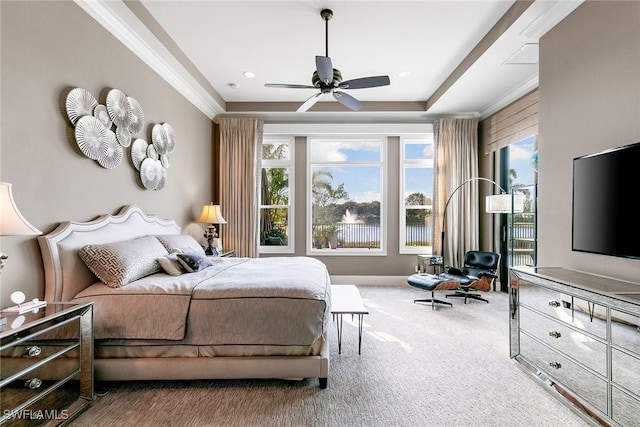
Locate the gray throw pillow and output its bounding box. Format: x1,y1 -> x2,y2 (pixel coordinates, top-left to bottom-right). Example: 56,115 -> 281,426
176,251 -> 214,273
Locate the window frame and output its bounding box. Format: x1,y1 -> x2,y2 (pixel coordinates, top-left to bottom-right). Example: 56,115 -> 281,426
259,136 -> 294,254
306,136 -> 387,256
399,135 -> 435,255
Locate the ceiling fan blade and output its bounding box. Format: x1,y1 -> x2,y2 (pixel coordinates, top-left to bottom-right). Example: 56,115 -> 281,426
297,92 -> 324,112
333,91 -> 362,111
316,56 -> 333,84
339,75 -> 391,90
265,83 -> 316,89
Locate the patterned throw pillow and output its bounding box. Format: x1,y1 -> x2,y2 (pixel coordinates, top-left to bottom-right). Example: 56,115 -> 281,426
78,235 -> 169,287
176,251 -> 214,273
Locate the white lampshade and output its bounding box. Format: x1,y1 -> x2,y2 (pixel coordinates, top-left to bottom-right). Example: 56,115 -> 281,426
196,203 -> 227,225
0,182 -> 41,236
485,193 -> 525,214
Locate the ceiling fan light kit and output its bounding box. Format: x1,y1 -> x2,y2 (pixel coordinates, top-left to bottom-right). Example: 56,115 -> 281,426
265,9 -> 390,112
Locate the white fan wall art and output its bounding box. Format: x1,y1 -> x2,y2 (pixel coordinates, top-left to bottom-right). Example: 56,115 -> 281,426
65,87 -> 176,190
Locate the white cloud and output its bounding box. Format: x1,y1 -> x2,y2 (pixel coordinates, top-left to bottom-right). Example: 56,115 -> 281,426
352,191 -> 380,203
510,144 -> 533,160
310,139 -> 380,162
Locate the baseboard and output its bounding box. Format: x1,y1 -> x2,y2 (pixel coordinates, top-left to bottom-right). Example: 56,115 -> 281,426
330,275 -> 409,286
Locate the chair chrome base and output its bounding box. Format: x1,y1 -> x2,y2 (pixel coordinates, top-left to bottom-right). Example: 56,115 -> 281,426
445,289 -> 489,304
414,291 -> 453,310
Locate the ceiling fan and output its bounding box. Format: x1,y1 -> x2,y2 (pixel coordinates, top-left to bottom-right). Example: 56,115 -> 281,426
265,9 -> 391,112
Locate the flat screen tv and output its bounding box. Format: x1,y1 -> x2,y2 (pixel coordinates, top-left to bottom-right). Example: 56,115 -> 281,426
572,141 -> 640,260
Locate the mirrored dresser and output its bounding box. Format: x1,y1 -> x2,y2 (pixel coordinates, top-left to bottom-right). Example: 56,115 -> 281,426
510,267 -> 640,427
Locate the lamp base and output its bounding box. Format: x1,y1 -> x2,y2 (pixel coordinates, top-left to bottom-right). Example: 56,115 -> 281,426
203,225 -> 218,255
204,246 -> 220,256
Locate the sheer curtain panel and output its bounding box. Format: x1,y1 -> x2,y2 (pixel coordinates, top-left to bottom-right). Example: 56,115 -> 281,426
434,118 -> 479,268
218,117 -> 263,257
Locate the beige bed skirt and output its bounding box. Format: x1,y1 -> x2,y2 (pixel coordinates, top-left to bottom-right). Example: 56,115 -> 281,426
94,337 -> 330,386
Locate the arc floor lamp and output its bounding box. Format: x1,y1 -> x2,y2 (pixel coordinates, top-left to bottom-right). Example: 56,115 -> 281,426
441,177 -> 524,277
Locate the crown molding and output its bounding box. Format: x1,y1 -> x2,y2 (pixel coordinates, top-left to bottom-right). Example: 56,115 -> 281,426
74,0 -> 224,119
478,75 -> 539,120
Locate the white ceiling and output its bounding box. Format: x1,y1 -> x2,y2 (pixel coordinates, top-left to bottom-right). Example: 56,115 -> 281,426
79,0 -> 583,121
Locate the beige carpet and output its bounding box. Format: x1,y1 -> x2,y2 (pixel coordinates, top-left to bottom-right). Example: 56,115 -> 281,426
70,286 -> 592,427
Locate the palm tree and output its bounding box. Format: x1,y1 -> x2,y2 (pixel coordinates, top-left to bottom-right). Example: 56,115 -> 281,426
260,144 -> 290,244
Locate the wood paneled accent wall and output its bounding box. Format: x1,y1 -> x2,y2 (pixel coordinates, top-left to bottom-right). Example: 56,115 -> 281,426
480,89 -> 538,154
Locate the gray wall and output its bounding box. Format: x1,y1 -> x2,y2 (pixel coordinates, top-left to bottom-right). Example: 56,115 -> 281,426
538,1 -> 640,284
0,1 -> 213,303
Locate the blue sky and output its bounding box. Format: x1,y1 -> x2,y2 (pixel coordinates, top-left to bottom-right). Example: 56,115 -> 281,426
509,136 -> 536,188
310,139 -> 382,203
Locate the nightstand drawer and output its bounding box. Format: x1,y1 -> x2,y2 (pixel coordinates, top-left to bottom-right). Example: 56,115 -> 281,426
520,305 -> 606,374
0,303 -> 93,426
0,357 -> 80,420
1,343 -> 79,381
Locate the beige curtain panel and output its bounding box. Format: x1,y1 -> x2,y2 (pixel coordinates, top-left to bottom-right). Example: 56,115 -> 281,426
434,118 -> 479,268
218,117 -> 264,258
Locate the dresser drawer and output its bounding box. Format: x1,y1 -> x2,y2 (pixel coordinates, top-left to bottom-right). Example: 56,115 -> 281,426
518,281 -> 607,339
611,348 -> 640,398
520,306 -> 606,374
612,387 -> 640,427
611,309 -> 640,355
520,333 -> 608,415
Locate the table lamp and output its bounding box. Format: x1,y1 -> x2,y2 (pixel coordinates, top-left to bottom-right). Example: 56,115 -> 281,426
196,203 -> 226,255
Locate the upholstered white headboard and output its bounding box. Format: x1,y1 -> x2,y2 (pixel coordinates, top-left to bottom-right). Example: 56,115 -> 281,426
38,205 -> 181,302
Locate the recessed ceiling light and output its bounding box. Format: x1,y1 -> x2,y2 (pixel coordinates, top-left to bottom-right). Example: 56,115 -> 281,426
398,71 -> 411,78
243,71 -> 256,78
229,83 -> 240,89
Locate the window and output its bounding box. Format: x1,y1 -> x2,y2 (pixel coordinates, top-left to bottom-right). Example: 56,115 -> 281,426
503,135 -> 537,268
259,137 -> 293,253
308,137 -> 385,255
400,136 -> 434,254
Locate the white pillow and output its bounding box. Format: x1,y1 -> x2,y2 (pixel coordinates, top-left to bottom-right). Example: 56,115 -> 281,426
154,234 -> 206,256
157,252 -> 185,276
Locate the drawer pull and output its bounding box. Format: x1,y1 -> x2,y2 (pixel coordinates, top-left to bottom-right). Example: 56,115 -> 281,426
549,331 -> 562,339
549,362 -> 562,369
548,301 -> 561,308
25,346 -> 41,357
24,378 -> 42,389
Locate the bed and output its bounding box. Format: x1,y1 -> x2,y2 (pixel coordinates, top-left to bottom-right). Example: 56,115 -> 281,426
38,205 -> 331,388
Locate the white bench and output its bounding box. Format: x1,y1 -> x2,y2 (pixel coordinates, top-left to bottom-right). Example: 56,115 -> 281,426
330,285 -> 369,354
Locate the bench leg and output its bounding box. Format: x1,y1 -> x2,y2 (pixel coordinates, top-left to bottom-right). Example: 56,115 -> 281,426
335,313 -> 367,354
358,314 -> 364,354
336,314 -> 343,354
